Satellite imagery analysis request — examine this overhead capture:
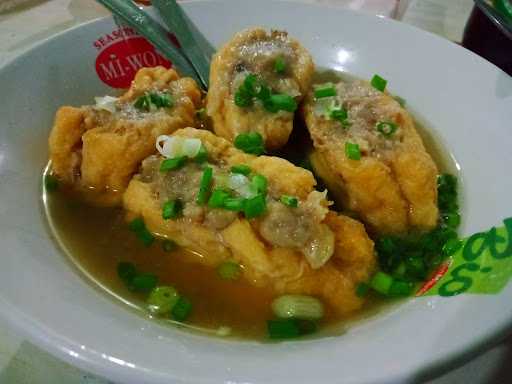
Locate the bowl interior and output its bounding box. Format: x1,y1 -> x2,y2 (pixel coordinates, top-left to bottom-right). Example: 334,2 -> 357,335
0,1 -> 511,384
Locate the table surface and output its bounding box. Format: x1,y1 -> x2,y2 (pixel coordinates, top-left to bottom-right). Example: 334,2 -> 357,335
1,0 -> 510,383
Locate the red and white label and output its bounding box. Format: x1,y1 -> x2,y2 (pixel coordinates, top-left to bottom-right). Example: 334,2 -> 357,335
94,27 -> 172,89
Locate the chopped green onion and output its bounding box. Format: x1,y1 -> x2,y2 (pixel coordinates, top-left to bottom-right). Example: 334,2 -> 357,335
345,142 -> 361,160
117,262 -> 137,284
128,218 -> 154,247
234,132 -> 265,155
128,217 -> 145,232
442,212 -> 461,229
223,197 -> 246,211
234,87 -> 253,107
243,74 -> 263,97
208,189 -> 230,208
376,121 -> 398,138
314,83 -> 337,99
171,296 -> 192,322
131,273 -> 158,293
438,174 -> 458,213
134,94 -> 151,111
251,174 -> 268,195
442,238 -> 463,256
196,166 -> 213,205
217,261 -> 242,280
263,93 -> 298,113
149,92 -> 173,108
138,229 -> 155,247
134,92 -> 173,111
44,174 -> 59,192
160,156 -> 187,172
162,200 -> 182,220
162,239 -> 177,252
329,106 -> 348,122
393,262 -> 406,278
243,194 -> 266,219
267,319 -> 317,339
274,56 -> 286,74
280,195 -> 298,208
147,286 -> 179,315
355,282 -> 370,297
370,271 -> 394,295
271,295 -> 324,320
371,74 -> 387,92
194,145 -> 208,163
405,257 -> 427,280
230,164 -> 252,175
394,95 -> 406,107
388,280 -> 414,297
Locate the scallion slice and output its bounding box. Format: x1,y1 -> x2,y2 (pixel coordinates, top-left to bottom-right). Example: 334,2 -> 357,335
355,282 -> 370,297
376,121 -> 398,138
280,195 -> 298,208
234,132 -> 265,155
230,164 -> 251,175
243,194 -> 266,219
171,296 -> 192,322
160,156 -> 187,172
271,295 -> 324,320
274,56 -> 286,74
223,197 -> 246,211
314,84 -> 337,99
264,93 -> 298,113
162,200 -> 182,220
234,87 -> 253,107
194,145 -> 208,163
251,174 -> 268,195
243,73 -> 263,97
217,261 -> 242,280
388,280 -> 414,297
208,189 -> 230,208
147,286 -> 179,315
370,271 -> 394,295
267,318 -> 317,339
371,74 -> 387,92
131,273 -> 158,293
117,262 -> 137,285
128,217 -> 154,247
196,166 -> 213,205
345,142 -> 361,160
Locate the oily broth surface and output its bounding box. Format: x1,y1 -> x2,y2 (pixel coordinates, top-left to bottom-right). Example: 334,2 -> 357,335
43,70 -> 457,340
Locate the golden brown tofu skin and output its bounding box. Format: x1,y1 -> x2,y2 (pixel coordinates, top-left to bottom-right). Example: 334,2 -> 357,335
48,66 -> 202,205
207,28 -> 314,150
304,79 -> 438,235
123,127 -> 376,315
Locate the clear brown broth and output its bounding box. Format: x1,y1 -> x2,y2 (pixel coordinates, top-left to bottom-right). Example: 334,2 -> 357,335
42,70 -> 456,340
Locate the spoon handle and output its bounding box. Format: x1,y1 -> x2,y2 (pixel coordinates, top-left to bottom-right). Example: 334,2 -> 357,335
152,0 -> 212,89
95,0 -> 204,87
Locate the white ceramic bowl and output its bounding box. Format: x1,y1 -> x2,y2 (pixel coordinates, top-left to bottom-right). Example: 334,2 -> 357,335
0,1 -> 511,383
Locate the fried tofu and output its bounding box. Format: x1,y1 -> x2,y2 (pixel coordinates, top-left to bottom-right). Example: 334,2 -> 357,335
48,66 -> 202,205
207,28 -> 314,150
304,79 -> 438,235
123,127 -> 376,315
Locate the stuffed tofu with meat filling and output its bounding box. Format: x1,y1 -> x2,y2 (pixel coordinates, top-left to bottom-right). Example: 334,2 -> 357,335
207,28 -> 314,150
303,77 -> 439,235
123,128 -> 376,315
48,66 -> 202,205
